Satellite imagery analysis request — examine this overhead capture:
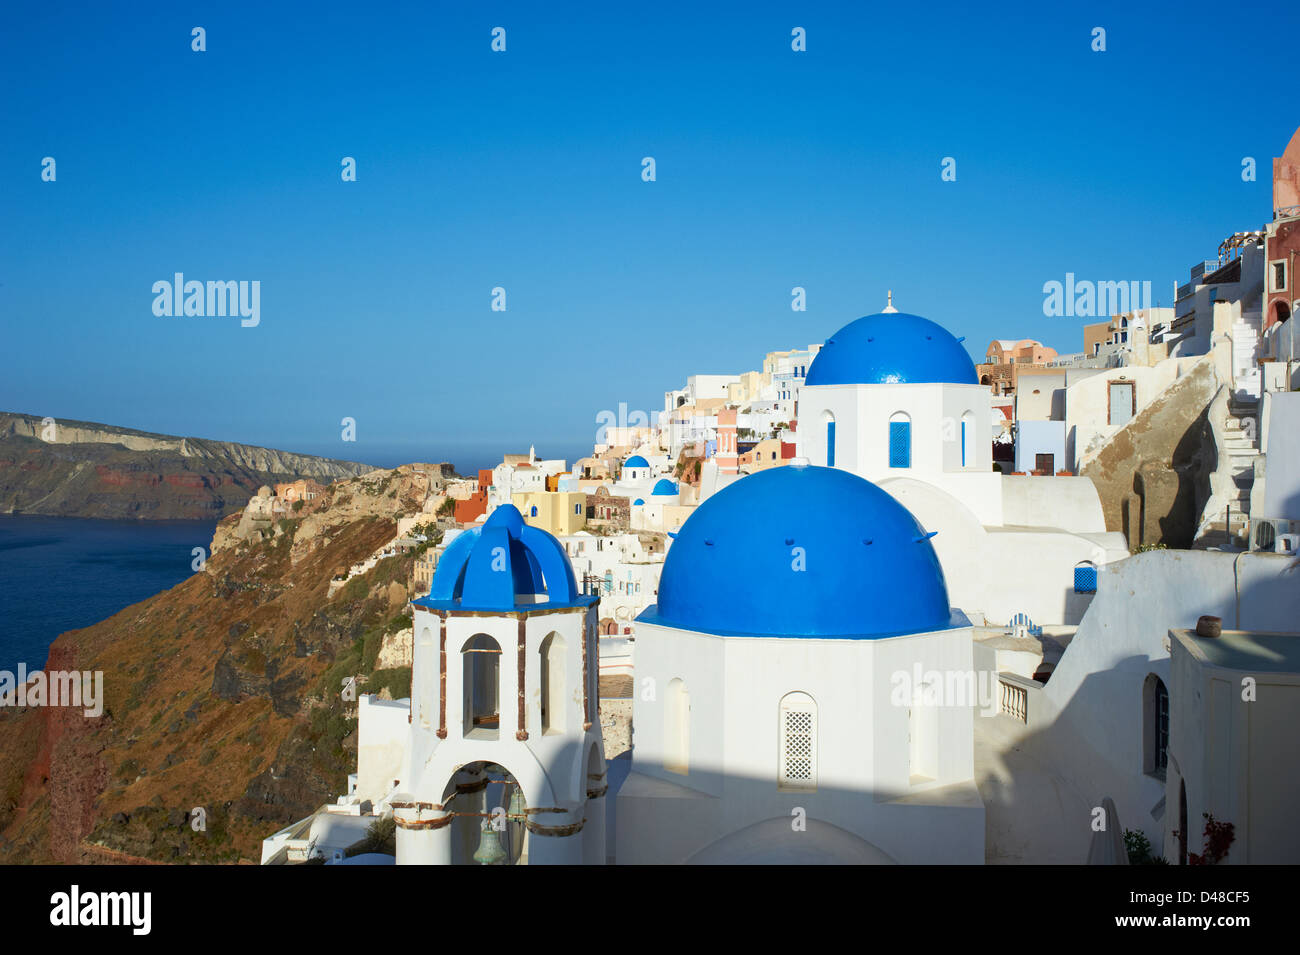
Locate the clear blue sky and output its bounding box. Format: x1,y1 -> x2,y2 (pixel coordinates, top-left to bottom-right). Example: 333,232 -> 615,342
3,1 -> 1297,474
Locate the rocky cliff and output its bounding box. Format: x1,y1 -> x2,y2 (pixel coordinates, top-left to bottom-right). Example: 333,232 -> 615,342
0,466 -> 444,863
0,412 -> 377,520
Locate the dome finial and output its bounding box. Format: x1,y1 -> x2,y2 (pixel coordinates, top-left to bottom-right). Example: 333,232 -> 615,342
882,290 -> 898,314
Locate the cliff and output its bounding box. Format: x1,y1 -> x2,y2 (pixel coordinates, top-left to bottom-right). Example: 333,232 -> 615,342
0,411 -> 379,520
0,465 -> 446,863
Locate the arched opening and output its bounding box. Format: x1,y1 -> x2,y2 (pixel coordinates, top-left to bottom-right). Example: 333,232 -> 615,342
1177,779 -> 1188,865
539,632 -> 566,735
664,678 -> 690,775
778,691 -> 817,792
1273,299 -> 1292,327
1143,673 -> 1169,778
462,634 -> 501,739
821,411 -> 836,468
888,412 -> 911,468
441,761 -> 527,865
960,410 -> 975,468
980,374 -> 991,386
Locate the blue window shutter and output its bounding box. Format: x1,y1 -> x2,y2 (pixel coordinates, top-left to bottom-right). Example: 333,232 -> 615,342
960,420 -> 967,467
531,505 -> 538,517
826,421 -> 836,467
1074,566 -> 1097,594
889,421 -> 911,468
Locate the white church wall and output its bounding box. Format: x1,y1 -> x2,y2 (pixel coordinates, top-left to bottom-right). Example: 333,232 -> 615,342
356,695 -> 411,804
1039,550 -> 1300,855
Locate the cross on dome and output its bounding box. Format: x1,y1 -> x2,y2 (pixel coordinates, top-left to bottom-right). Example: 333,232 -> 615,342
882,290 -> 898,313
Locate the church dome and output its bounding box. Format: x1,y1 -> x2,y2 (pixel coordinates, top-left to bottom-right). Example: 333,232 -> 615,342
415,504 -> 588,612
643,464 -> 953,638
650,478 -> 678,496
804,311 -> 978,387
624,454 -> 650,468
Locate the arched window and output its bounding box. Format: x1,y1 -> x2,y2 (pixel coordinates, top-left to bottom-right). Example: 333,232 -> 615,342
822,411 -> 836,468
960,410 -> 975,468
778,691 -> 817,791
530,505 -> 538,517
889,412 -> 911,468
1074,560 -> 1098,594
462,634 -> 501,739
1144,673 -> 1169,778
664,678 -> 690,775
539,632 -> 565,735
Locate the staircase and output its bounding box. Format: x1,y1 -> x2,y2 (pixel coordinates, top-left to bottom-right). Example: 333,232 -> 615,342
1231,312 -> 1263,400
1199,395 -> 1261,548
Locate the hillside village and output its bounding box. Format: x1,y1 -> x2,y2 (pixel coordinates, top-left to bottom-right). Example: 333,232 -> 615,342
251,126 -> 1300,866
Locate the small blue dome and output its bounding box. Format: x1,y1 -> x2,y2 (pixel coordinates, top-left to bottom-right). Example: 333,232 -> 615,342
805,312 -> 977,386
651,478 -> 678,496
640,465 -> 954,639
624,454 -> 649,468
633,498 -> 645,506
414,505 -> 593,613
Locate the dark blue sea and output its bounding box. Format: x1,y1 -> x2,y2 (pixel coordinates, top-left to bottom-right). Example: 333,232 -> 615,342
0,515 -> 217,670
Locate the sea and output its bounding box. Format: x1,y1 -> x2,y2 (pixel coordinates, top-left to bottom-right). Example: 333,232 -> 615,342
0,515 -> 217,671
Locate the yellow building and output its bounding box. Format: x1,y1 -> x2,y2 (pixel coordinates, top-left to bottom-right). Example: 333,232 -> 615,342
512,491 -> 588,537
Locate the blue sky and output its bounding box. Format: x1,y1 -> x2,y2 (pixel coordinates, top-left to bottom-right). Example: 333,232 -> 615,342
2,0 -> 1297,474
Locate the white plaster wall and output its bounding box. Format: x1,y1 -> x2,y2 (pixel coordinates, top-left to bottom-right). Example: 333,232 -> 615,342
357,695 -> 412,803
618,620 -> 984,864
1040,550 -> 1300,854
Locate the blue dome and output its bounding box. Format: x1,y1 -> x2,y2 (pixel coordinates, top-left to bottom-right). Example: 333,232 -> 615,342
640,465 -> 954,639
624,454 -> 649,468
651,478 -> 678,496
633,498 -> 645,506
804,312 -> 977,386
414,505 -> 595,613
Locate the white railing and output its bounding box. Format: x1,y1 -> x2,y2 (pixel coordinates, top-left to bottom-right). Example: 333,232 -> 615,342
999,676 -> 1029,723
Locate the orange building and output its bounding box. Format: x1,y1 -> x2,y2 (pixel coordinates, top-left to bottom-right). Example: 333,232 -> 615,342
453,469 -> 492,524
975,339 -> 1059,396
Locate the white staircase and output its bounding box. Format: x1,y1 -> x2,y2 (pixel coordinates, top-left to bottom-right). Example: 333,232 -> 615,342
1231,311 -> 1263,399
1201,396 -> 1261,547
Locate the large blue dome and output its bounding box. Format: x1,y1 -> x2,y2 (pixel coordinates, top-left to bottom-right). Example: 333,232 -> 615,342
414,505 -> 595,613
624,454 -> 649,468
651,478 -> 678,496
640,464 -> 955,639
804,311 -> 977,386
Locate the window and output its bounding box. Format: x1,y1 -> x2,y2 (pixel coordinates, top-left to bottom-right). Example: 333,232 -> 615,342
664,678 -> 690,775
825,419 -> 836,467
530,505 -> 538,517
1144,674 -> 1169,778
539,632 -> 565,735
960,411 -> 974,468
1035,453 -> 1054,474
1074,561 -> 1097,593
889,413 -> 911,468
574,503 -> 580,515
778,692 -> 817,791
1272,260 -> 1287,292
462,634 -> 501,739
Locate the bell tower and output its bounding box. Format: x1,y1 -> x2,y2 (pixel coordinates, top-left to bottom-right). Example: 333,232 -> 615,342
392,505 -> 607,864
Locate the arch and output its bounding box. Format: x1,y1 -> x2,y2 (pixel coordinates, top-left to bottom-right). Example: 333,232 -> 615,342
778,691 -> 817,791
664,678 -> 690,775
685,817 -> 897,865
888,412 -> 911,468
980,374 -> 991,386
1272,298 -> 1292,327
462,634 -> 501,739
960,410 -> 975,468
821,410 -> 836,468
539,632 -> 566,735
439,761 -> 526,865
1143,673 -> 1169,777
1177,779 -> 1188,865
